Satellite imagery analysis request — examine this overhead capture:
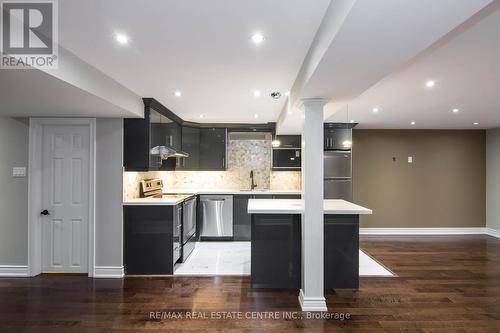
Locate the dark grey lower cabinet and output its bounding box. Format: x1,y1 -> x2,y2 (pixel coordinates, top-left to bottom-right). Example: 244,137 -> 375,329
251,214 -> 301,288
124,205 -> 181,275
233,194 -> 299,241
250,213 -> 359,289
233,195 -> 252,241
324,215 -> 359,289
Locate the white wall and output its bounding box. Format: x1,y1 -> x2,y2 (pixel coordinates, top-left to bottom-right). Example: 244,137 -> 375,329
0,117 -> 29,265
487,128 -> 500,231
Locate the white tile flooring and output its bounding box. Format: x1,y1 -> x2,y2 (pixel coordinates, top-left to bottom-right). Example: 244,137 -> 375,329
174,242 -> 394,277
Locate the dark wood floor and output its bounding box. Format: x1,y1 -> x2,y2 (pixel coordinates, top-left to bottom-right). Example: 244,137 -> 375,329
1,236 -> 500,332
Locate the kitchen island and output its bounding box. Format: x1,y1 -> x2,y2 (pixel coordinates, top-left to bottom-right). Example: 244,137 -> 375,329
248,199 -> 372,289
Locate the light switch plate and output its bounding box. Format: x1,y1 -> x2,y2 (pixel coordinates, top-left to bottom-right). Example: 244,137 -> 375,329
13,167 -> 26,177
408,156 -> 413,164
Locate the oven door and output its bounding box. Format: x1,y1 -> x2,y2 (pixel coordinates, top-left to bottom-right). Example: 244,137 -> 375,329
182,197 -> 197,243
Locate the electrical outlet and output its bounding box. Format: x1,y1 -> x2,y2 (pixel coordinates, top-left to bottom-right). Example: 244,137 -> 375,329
408,156 -> 413,164
13,167 -> 26,177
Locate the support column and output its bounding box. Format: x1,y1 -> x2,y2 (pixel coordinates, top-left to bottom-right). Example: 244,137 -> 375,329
299,98 -> 328,312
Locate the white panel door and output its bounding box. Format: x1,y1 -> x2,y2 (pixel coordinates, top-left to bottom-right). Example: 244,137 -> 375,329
41,125 -> 90,273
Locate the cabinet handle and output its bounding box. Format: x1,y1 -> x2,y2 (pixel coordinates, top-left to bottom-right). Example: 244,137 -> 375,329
222,157 -> 225,168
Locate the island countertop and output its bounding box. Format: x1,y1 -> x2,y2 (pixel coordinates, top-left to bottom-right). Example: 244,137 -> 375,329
247,199 -> 372,215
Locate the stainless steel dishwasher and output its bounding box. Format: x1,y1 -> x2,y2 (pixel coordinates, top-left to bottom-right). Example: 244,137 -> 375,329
200,195 -> 233,238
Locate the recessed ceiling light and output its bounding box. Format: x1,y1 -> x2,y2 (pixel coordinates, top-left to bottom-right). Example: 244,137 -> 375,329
372,107 -> 379,113
174,91 -> 182,97
350,120 -> 355,123
251,33 -> 265,45
426,80 -> 436,88
199,114 -> 204,119
452,108 -> 459,113
410,121 -> 416,125
287,110 -> 293,115
284,91 -> 290,97
114,33 -> 129,45
254,114 -> 259,119
253,90 -> 261,98
473,122 -> 479,125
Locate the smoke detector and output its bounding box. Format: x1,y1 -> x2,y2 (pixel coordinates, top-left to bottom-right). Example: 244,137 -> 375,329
270,92 -> 281,99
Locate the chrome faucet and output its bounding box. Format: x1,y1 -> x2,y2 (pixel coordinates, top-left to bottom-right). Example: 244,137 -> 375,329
250,170 -> 257,190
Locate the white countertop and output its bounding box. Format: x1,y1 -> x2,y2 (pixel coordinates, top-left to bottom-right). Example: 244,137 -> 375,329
162,189 -> 301,195
247,199 -> 372,215
123,194 -> 194,206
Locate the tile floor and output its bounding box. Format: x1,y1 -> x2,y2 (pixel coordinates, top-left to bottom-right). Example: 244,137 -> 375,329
174,242 -> 394,277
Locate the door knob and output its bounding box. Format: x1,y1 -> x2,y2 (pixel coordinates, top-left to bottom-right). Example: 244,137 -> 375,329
40,210 -> 50,216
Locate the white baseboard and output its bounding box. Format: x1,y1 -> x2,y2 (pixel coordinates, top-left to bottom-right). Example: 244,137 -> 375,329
360,227 -> 486,235
485,228 -> 500,239
94,266 -> 124,278
0,265 -> 29,277
298,289 -> 328,312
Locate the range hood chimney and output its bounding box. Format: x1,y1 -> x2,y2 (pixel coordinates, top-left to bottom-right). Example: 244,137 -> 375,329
150,146 -> 189,160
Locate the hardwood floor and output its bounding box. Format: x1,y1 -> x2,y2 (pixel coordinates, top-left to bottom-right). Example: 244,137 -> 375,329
1,236 -> 499,332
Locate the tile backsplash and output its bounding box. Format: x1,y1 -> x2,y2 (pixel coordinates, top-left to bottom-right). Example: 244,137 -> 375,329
123,138 -> 301,200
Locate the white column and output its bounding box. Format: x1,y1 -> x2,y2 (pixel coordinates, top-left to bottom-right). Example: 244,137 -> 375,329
299,98 -> 328,312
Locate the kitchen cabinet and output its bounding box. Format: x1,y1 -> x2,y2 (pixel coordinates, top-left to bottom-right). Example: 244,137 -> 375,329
150,109 -> 182,170
324,124 -> 352,151
233,194 -> 299,241
123,99 -> 182,171
124,204 -> 182,275
199,128 -> 227,170
233,195 -> 252,241
179,126 -> 200,170
251,214 -> 302,288
250,213 -> 359,289
272,135 -> 301,171
324,215 -> 359,289
123,114 -> 150,171
275,135 -> 301,148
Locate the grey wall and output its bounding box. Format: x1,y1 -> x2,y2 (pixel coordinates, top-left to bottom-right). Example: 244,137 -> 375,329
95,119 -> 123,267
0,117 -> 124,269
487,128 -> 500,231
353,130 -> 486,228
0,117 -> 29,265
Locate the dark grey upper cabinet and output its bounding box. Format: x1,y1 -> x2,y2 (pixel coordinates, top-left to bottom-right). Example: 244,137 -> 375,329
124,112 -> 150,171
149,109 -> 182,170
199,128 -> 227,170
276,135 -> 301,148
180,126 -> 200,170
324,124 -> 353,151
123,99 -> 182,171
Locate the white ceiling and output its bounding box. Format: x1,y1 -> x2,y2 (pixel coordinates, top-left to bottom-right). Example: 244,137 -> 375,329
0,68 -> 137,117
326,1 -> 500,129
277,0 -> 493,133
57,0 -> 330,123
1,0 -> 498,130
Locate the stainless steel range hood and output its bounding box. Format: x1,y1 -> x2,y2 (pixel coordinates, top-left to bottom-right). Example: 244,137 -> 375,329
150,146 -> 189,159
